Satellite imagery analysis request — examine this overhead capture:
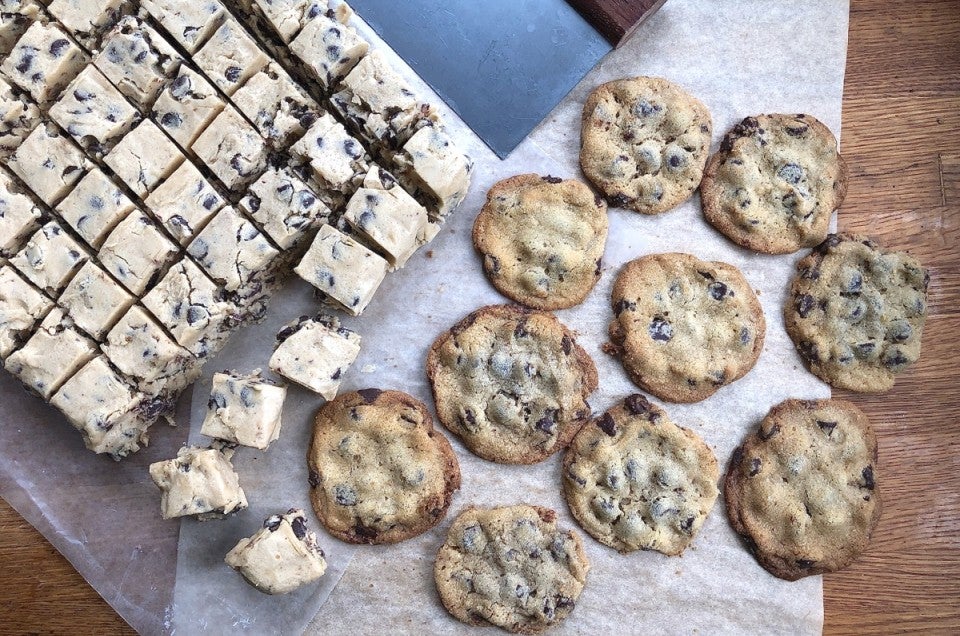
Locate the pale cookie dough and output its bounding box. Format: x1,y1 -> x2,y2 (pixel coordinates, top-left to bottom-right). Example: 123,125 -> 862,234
232,62 -> 320,146
145,160 -> 225,246
0,264 -> 52,359
428,304 -> 598,465
94,16 -> 183,108
580,76 -> 712,214
563,395 -> 719,555
57,259 -> 136,340
56,167 -> 136,249
308,389 -> 461,544
47,0 -> 125,47
0,167 -> 42,260
8,122 -> 90,206
140,0 -> 226,54
289,9 -> 368,88
1,20 -> 88,105
192,107 -> 269,191
473,174 -> 608,310
149,446 -> 248,520
435,505 -> 590,634
98,211 -> 179,296
201,369 -> 286,449
0,0 -> 41,58
10,221 -> 91,296
49,64 -> 140,156
0,76 -> 41,158
250,0 -> 326,43
225,508 -> 327,595
395,125 -> 472,219
104,119 -> 185,197
238,166 -> 329,251
153,66 -> 226,149
193,17 -> 269,96
268,314 -> 360,399
608,253 -> 766,403
290,111 -> 370,205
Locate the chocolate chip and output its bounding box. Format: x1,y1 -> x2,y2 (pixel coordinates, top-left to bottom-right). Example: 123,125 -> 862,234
862,465 -> 875,490
239,386 -> 254,408
333,484 -> 357,506
883,347 -> 911,369
49,39 -> 70,57
614,299 -> 636,315
608,193 -> 633,208
460,524 -> 482,552
680,516 -> 695,532
817,420 -> 837,436
224,67 -> 241,83
708,281 -> 729,300
561,334 -> 572,354
513,321 -> 529,338
624,394 -> 651,415
633,99 -> 661,117
542,175 -> 562,184
846,271 -> 863,293
596,413 -> 617,436
160,112 -> 182,128
208,392 -> 226,410
186,306 -> 206,325
759,424 -> 780,440
460,408 -> 477,431
749,457 -> 762,476
739,327 -> 751,345
484,254 -> 500,274
797,294 -> 816,318
887,321 -> 913,342
343,138 -> 360,158
357,388 -> 382,403
263,515 -> 282,531
308,470 -> 321,487
648,317 -> 673,342
566,466 -> 587,487
535,409 -> 558,434
291,515 -> 308,539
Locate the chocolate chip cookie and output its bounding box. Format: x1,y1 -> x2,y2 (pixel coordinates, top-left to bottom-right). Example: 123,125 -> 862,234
427,304 -> 598,464
608,253 -> 765,403
725,398 -> 881,580
472,174 -> 608,310
701,114 -> 848,254
434,505 -> 589,634
563,395 -> 719,555
307,389 -> 461,544
785,234 -> 929,392
580,76 -> 712,214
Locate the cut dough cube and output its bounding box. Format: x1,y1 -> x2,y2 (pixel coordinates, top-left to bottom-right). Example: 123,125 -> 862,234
192,107 -> 268,191
50,355 -> 165,459
1,20 -> 88,105
58,260 -> 135,340
225,508 -> 327,595
145,161 -> 225,246
289,11 -> 367,89
201,369 -> 286,449
56,167 -> 136,249
268,313 -> 360,398
10,221 -> 91,296
4,306 -> 98,398
104,119 -> 185,197
238,166 -> 329,251
102,304 -> 201,397
193,17 -> 269,96
142,258 -> 238,358
294,224 -> 386,316
290,111 -> 369,204
252,0 -> 327,43
47,0 -> 125,46
153,65 -> 225,149
231,62 -> 320,146
342,167 -> 429,269
140,0 -> 226,54
48,64 -> 140,156
0,76 -> 41,158
0,0 -> 41,58
0,264 -> 53,359
149,446 -> 248,520
98,211 -> 179,295
396,125 -> 472,218
0,167 -> 42,260
94,16 -> 183,108
8,122 -> 91,206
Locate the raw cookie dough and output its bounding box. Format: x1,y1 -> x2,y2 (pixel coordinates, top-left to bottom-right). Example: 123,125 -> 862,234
0,264 -> 52,359
231,62 -> 320,146
145,160 -> 225,246
7,122 -> 90,206
104,119 -> 185,197
57,259 -> 136,340
608,253 -> 766,403
0,167 -> 42,260
289,9 -> 368,88
10,221 -> 91,296
153,66 -> 226,149
98,211 -> 179,296
268,314 -> 360,399
472,174 -> 608,310
56,167 -> 136,249
140,0 -> 226,54
193,17 -> 269,96
149,446 -> 248,520
1,19 -> 88,105
0,76 -> 41,158
201,369 -> 286,449
238,166 -> 329,252
192,106 -> 269,191
580,76 -> 712,214
394,125 -> 472,219
308,389 -> 460,544
94,15 -> 183,108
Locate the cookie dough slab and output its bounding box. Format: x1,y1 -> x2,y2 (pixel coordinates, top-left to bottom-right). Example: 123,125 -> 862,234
104,119 -> 185,197
144,160 -> 225,247
97,211 -> 179,296
0,167 -> 42,261
9,220 -> 92,296
238,166 -> 330,252
8,122 -> 91,206
57,259 -> 136,340
93,15 -> 183,109
192,106 -> 269,191
0,76 -> 41,158
1,20 -> 88,106
153,66 -> 226,150
56,167 -> 136,249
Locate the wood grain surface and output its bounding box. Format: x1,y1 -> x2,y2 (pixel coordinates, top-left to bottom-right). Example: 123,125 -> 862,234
1,0 -> 958,633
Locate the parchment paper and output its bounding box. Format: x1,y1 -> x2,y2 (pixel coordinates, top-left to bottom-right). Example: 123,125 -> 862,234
0,0 -> 849,633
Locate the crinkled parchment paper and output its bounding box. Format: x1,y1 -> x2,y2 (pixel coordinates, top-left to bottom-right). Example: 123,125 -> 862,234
0,0 -> 849,633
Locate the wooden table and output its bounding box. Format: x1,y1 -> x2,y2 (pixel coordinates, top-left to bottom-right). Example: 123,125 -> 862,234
1,0 -> 958,632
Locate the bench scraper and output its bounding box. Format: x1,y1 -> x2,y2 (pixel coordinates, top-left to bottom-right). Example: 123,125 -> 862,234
348,0 -> 667,158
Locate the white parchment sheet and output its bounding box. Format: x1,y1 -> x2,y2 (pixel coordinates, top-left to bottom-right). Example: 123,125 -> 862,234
0,0 -> 849,633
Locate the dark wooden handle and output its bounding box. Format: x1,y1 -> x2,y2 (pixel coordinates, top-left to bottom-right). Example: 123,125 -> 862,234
566,0 -> 668,47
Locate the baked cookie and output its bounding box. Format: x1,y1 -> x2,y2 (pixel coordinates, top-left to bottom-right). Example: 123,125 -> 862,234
563,395 -> 719,555
608,253 -> 765,402
427,304 -> 598,464
785,234 -> 929,392
725,398 -> 881,580
701,114 -> 848,254
307,389 -> 461,544
580,76 -> 712,214
472,174 -> 608,310
435,505 -> 589,634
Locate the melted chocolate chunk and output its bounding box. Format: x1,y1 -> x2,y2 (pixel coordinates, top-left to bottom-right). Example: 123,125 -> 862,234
356,388 -> 382,403
648,317 -> 673,342
624,394 -> 651,415
596,413 -> 617,436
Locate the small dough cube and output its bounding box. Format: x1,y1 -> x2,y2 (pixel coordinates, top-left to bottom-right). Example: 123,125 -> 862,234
105,119 -> 185,197
1,20 -> 88,105
103,304 -> 201,397
289,11 -> 367,89
98,211 -> 179,295
268,313 -> 360,398
10,221 -> 91,296
192,107 -> 268,191
0,265 -> 53,359
50,355 -> 163,459
153,66 -> 225,149
141,0 -> 226,54
145,161 -> 225,246
8,122 -> 91,206
231,62 -> 320,146
0,76 -> 41,158
58,260 -> 135,340
187,206 -> 280,302
47,0 -> 126,47
396,125 -> 472,218
0,167 -> 42,260
4,306 -> 98,398
149,446 -> 248,520
193,18 -> 269,96
294,224 -> 386,316
48,64 -> 141,156
201,369 -> 286,449
342,167 -> 429,269
225,508 -> 327,595
56,167 -> 136,249
94,16 -> 183,108
253,0 -> 326,43
238,166 -> 330,251
290,112 -> 369,203
142,258 -> 238,358
0,0 -> 41,57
